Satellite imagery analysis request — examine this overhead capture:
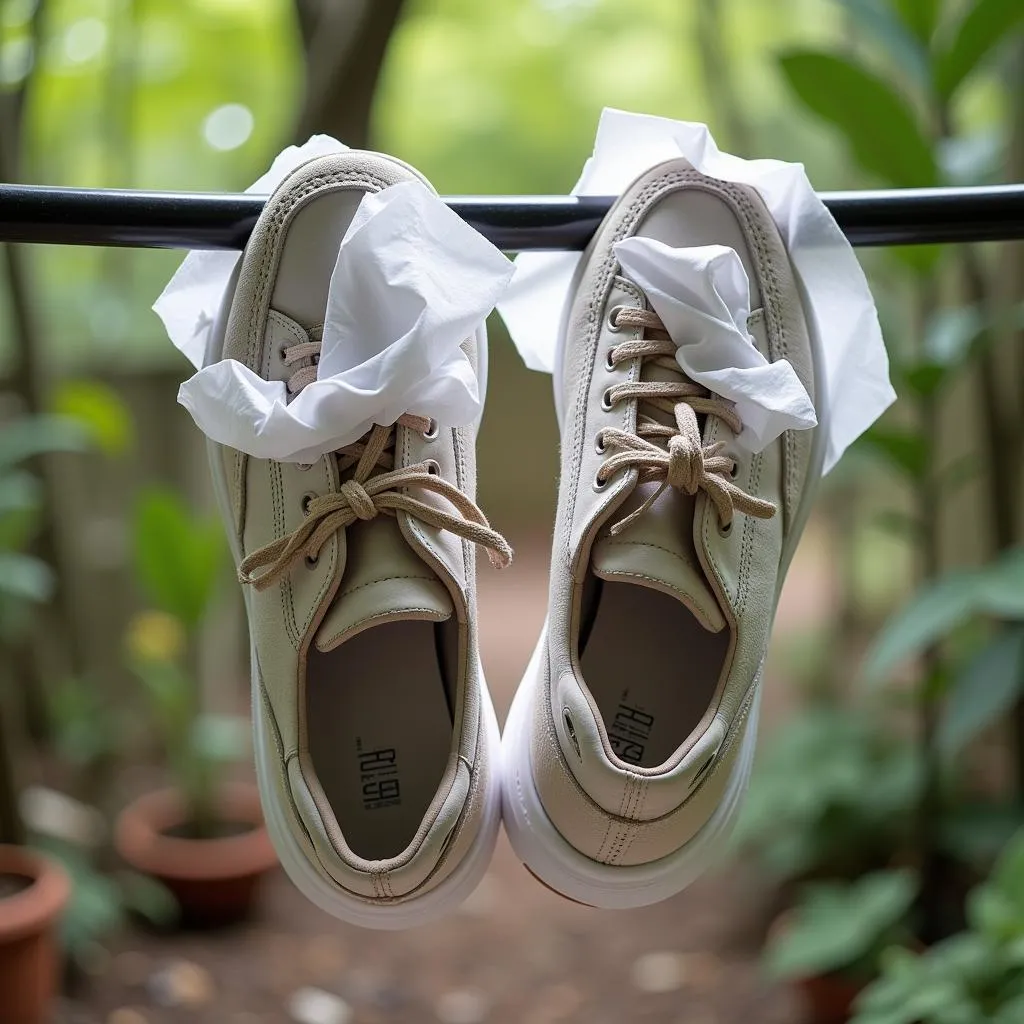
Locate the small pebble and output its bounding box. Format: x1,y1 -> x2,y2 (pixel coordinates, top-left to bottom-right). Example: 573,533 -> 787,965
630,951 -> 689,994
436,988 -> 489,1024
107,1010 -> 148,1024
148,960 -> 215,1008
288,986 -> 352,1024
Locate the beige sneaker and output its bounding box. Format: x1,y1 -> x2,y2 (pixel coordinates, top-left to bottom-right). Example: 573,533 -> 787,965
205,152 -> 511,928
501,159 -> 826,908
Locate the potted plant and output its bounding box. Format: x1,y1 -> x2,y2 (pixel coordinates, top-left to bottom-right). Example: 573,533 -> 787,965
766,869 -> 919,1024
0,410 -> 89,1022
852,831 -> 1024,1024
113,487 -> 277,927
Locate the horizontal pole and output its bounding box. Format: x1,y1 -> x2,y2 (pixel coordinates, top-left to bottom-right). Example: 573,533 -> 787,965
0,182 -> 1022,251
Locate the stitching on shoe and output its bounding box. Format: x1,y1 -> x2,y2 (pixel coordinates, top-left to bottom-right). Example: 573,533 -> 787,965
337,573 -> 439,599
246,169 -> 395,369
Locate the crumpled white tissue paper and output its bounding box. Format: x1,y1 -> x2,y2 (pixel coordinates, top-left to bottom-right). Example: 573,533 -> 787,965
154,142 -> 514,463
154,134 -> 348,370
613,238 -> 817,451
497,107 -> 895,473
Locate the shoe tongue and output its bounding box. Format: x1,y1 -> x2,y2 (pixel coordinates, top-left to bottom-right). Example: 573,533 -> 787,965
313,515 -> 453,653
590,323 -> 726,634
591,483 -> 726,633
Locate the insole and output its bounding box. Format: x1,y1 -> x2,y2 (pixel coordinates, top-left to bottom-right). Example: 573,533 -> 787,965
306,621 -> 452,860
580,581 -> 729,768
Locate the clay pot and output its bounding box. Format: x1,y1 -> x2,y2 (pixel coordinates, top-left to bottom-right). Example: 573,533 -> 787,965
0,844 -> 70,1024
795,971 -> 864,1024
114,781 -> 277,928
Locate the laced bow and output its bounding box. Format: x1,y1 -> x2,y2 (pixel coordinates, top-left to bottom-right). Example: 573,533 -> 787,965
238,335 -> 512,591
597,306 -> 776,535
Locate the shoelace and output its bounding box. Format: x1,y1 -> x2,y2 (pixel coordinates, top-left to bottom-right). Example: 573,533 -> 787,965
238,334 -> 513,591
597,306 -> 776,535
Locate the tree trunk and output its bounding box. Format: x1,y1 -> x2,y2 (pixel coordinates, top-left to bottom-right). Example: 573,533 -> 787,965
293,0 -> 406,149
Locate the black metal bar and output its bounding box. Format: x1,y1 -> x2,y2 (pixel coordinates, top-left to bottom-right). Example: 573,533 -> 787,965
0,182 -> 1022,251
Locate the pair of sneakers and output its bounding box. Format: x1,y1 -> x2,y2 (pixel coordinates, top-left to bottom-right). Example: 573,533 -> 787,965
206,150 -> 824,928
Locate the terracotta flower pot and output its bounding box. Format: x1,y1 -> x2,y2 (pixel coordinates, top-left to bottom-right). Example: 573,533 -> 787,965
794,971 -> 865,1024
0,844 -> 71,1024
114,781 -> 277,928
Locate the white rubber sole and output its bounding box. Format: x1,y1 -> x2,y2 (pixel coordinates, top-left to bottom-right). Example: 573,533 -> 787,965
501,628 -> 759,909
501,176 -> 832,909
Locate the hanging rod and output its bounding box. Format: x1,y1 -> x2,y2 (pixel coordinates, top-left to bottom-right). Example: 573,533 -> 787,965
0,182 -> 1022,251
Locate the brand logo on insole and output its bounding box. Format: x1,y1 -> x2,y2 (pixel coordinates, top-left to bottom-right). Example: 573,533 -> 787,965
356,745 -> 402,810
609,701 -> 654,765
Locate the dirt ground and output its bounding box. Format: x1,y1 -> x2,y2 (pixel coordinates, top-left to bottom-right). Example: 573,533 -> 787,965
60,527 -> 834,1024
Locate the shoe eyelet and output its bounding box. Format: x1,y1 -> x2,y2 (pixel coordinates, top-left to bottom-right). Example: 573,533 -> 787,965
604,348 -> 617,371
423,418 -> 439,441
297,461 -> 313,472
278,345 -> 289,361
593,472 -> 608,492
729,460 -> 739,480
606,305 -> 625,333
425,459 -> 441,476
301,491 -> 317,514
600,387 -> 615,412
305,553 -> 319,568
595,431 -> 606,454
718,520 -> 733,538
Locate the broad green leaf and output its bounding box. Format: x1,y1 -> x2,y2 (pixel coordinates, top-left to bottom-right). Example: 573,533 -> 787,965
835,0 -> 932,91
901,362 -> 948,398
935,0 -> 1024,99
939,627 -> 1024,756
50,379 -> 135,458
0,415 -> 89,468
0,551 -> 54,603
116,870 -> 177,927
892,0 -> 942,42
767,869 -> 917,979
863,548 -> 1024,685
778,50 -> 937,188
132,487 -> 226,629
859,425 -> 930,478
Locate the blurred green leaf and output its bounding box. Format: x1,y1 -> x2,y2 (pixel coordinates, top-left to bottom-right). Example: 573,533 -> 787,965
116,870 -> 177,927
835,0 -> 931,92
0,470 -> 41,518
891,0 -> 942,42
901,362 -> 947,398
935,0 -> 1024,100
889,243 -> 943,276
767,869 -> 917,979
132,487 -> 225,629
190,713 -> 248,765
0,415 -> 89,468
941,803 -> 1024,868
939,627 -> 1024,757
874,509 -> 921,541
0,551 -> 53,603
862,548 -> 1024,685
859,425 -> 930,478
50,379 -> 135,458
778,50 -> 937,187
924,306 -> 986,365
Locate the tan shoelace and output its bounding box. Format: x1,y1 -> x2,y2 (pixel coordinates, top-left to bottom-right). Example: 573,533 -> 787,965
238,336 -> 513,591
597,306 -> 776,535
